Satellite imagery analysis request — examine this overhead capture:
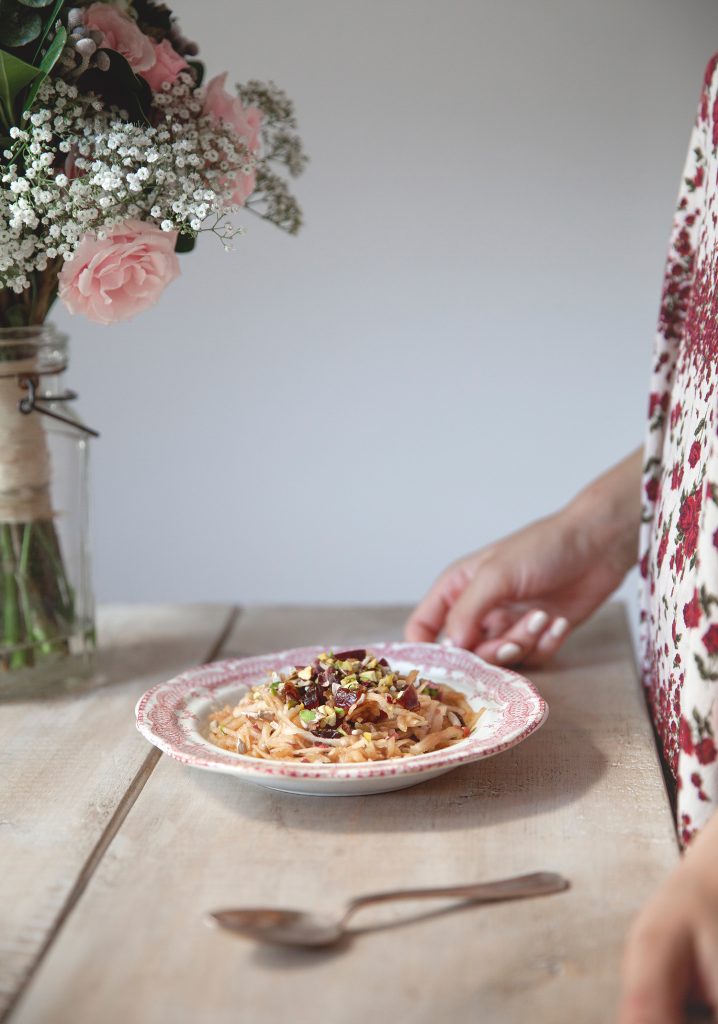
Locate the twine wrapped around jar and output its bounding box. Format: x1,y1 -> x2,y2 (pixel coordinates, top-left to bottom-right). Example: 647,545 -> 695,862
0,372 -> 53,524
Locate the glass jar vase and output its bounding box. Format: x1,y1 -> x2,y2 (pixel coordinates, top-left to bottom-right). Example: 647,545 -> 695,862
0,324 -> 95,693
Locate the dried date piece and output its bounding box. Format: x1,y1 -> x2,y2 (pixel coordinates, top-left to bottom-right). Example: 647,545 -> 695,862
334,686 -> 362,708
283,681 -> 301,703
312,725 -> 342,739
398,683 -> 420,710
302,683 -> 324,709
333,649 -> 366,661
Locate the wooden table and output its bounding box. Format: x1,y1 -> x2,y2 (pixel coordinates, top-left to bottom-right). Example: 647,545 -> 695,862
0,602 -> 679,1024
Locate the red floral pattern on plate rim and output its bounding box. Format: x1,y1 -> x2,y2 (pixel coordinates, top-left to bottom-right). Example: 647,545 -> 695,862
135,643 -> 548,781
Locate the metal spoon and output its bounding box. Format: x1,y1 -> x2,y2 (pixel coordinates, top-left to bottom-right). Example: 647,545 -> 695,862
208,870 -> 569,948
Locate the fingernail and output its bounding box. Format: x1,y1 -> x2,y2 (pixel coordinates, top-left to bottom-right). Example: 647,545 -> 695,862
527,609 -> 549,635
440,637 -> 454,648
496,641 -> 522,664
550,617 -> 569,639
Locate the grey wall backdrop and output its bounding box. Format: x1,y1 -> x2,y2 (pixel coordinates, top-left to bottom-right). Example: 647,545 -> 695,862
56,0 -> 718,618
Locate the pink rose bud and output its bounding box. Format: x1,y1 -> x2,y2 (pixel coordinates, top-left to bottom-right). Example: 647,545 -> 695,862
82,3 -> 156,73
141,38 -> 188,91
202,72 -> 262,205
58,220 -> 181,325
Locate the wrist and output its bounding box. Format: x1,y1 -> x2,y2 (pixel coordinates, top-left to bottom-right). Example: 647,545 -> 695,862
561,452 -> 643,576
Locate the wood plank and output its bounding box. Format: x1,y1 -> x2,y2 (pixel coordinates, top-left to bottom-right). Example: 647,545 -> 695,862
10,603 -> 679,1024
223,603 -> 411,656
0,603 -> 234,1021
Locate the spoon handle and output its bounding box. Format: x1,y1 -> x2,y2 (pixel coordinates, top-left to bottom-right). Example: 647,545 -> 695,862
342,871 -> 568,924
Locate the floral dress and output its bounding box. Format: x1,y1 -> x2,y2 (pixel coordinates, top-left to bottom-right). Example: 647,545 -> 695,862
640,53 -> 718,846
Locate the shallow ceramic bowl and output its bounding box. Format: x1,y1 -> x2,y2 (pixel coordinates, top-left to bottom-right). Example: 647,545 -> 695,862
135,642 -> 548,796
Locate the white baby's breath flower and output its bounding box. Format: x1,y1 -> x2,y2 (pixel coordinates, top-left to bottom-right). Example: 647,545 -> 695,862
0,72 -> 297,291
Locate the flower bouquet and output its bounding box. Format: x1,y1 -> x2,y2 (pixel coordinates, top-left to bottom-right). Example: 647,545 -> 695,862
0,0 -> 305,678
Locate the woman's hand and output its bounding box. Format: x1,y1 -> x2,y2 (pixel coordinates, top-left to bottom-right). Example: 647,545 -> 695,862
619,814 -> 718,1023
405,450 -> 643,666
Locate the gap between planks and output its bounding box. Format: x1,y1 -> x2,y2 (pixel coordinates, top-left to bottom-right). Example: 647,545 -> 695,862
1,603 -> 241,1024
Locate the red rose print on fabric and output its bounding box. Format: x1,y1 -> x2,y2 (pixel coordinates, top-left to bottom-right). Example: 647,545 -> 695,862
683,590 -> 701,628
677,489 -> 702,559
701,623 -> 718,655
695,737 -> 717,765
639,52 -> 718,846
639,551 -> 649,579
671,463 -> 684,490
648,392 -> 668,417
679,717 -> 695,754
645,476 -> 659,502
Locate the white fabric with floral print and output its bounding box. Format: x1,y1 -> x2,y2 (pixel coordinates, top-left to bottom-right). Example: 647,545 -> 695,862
640,54 -> 718,846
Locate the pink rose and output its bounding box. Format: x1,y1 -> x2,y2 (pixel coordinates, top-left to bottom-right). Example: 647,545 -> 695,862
202,72 -> 262,205
141,38 -> 188,91
83,3 -> 155,73
58,220 -> 180,325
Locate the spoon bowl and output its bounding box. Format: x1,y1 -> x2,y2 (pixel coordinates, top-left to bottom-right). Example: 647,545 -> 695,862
210,908 -> 343,947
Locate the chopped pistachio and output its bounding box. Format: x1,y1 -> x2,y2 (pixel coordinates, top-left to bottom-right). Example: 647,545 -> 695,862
297,666 -> 313,681
299,709 -> 316,722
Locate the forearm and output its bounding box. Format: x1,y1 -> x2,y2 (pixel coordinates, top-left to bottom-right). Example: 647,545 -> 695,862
562,446 -> 643,574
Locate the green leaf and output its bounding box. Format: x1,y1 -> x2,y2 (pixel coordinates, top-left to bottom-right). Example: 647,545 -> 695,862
79,49 -> 153,124
175,233 -> 196,255
0,48 -> 40,127
17,0 -> 56,7
188,59 -> 204,87
0,5 -> 42,48
32,0 -> 66,61
23,23 -> 65,111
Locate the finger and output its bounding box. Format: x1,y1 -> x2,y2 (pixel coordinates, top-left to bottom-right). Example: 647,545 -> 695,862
618,920 -> 693,1024
532,616 -> 571,660
405,567 -> 469,643
474,608 -> 551,665
480,607 -> 517,641
444,563 -> 512,651
695,923 -> 718,1010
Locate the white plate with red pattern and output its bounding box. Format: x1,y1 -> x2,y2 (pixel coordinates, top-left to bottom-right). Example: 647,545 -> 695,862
135,642 -> 548,796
